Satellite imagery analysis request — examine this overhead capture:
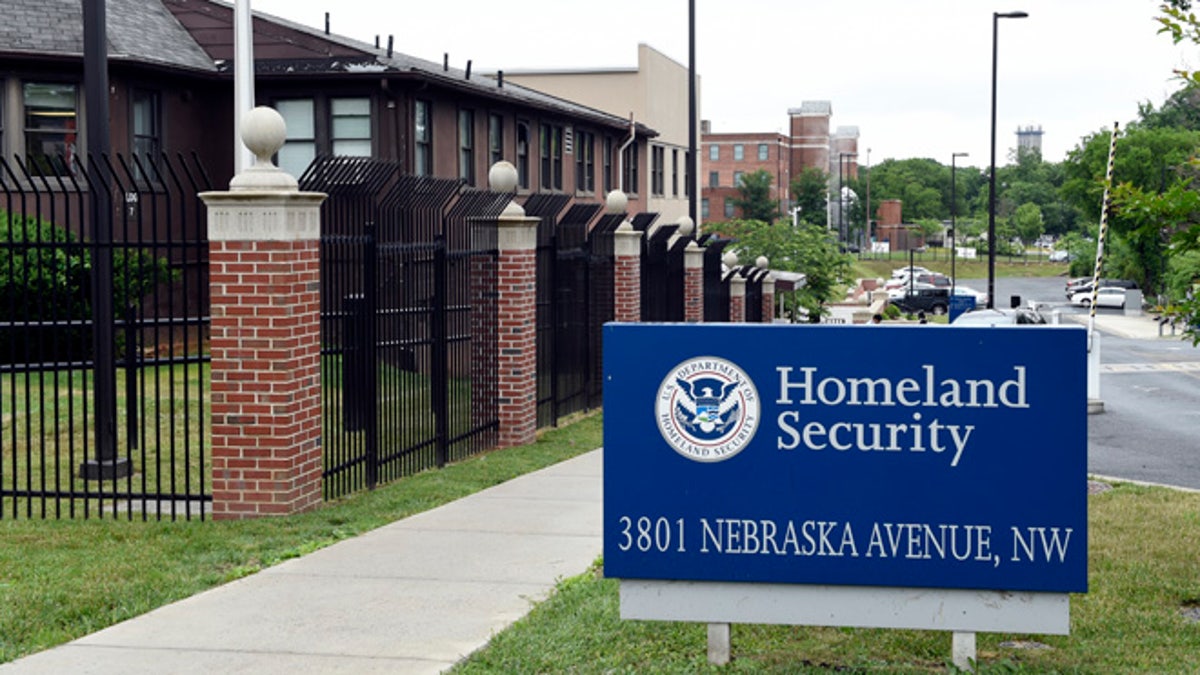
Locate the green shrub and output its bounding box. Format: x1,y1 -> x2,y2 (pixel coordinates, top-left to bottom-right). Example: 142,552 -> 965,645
0,209 -> 178,363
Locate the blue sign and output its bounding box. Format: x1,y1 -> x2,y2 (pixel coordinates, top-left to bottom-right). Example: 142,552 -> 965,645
949,294 -> 976,323
603,323 -> 1087,593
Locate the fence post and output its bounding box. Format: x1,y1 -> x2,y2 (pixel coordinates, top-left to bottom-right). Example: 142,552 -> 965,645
612,204 -> 643,323
761,274 -> 775,323
490,164 -> 540,448
684,241 -> 704,322
199,108 -> 327,519
730,274 -> 747,323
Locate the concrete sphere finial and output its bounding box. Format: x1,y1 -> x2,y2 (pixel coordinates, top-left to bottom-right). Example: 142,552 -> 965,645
756,256 -> 769,269
241,106 -> 287,167
722,251 -> 739,268
606,190 -> 628,214
675,215 -> 694,236
489,161 -> 518,193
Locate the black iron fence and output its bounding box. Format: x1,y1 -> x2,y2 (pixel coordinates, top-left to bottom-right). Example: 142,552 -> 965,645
532,196 -> 617,427
306,158 -> 506,500
0,153 -> 212,520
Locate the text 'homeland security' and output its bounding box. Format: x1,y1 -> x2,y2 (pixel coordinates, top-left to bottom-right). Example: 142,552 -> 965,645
773,364 -> 1029,467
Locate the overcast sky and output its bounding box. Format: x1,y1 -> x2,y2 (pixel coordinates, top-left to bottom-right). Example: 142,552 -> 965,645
249,0 -> 1193,169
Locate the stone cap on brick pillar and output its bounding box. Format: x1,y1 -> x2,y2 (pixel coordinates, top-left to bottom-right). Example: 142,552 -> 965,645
231,106 -> 299,192
670,215 -> 694,248
684,240 -> 704,268
199,106 -> 326,239
608,190 -> 642,257
729,274 -> 747,297
491,161 -> 539,250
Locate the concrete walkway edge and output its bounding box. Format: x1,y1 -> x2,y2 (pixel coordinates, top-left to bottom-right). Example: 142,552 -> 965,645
1,450 -> 604,675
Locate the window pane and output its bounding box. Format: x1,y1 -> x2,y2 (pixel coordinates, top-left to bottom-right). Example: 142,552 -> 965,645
415,101 -> 431,142
332,98 -> 370,116
332,139 -> 370,156
24,82 -> 77,171
332,117 -> 370,139
758,144 -> 769,161
278,142 -> 316,178
734,144 -> 744,161
709,145 -> 718,161
276,100 -> 315,140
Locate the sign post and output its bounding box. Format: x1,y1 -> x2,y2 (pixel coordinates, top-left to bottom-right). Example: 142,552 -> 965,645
603,323 -> 1087,667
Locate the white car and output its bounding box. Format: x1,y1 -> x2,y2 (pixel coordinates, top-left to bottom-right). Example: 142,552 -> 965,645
890,265 -> 930,279
1070,286 -> 1126,309
887,281 -> 936,300
952,285 -> 988,305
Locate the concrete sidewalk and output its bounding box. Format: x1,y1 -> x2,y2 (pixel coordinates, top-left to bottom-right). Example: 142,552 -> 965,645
1062,310 -> 1180,340
0,450 -> 604,675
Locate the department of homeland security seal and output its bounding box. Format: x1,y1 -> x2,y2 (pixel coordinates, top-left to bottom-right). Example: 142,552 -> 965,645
655,356 -> 759,462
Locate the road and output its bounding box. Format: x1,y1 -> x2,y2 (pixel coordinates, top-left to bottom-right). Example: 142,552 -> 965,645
963,276 -> 1200,490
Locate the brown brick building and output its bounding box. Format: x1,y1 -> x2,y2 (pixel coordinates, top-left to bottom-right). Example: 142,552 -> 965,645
700,101 -> 859,223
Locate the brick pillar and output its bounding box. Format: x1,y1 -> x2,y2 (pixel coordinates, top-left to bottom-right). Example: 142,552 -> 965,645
495,208 -> 540,448
199,107 -> 327,519
613,221 -> 643,322
684,242 -> 704,322
729,275 -> 747,323
470,222 -> 498,433
761,274 -> 776,323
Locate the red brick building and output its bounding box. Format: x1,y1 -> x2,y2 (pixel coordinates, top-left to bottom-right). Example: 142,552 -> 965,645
701,101 -> 860,223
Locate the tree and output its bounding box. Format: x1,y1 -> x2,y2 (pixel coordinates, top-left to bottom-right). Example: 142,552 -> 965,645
729,169 -> 778,223
788,167 -> 828,226
707,219 -> 853,320
1011,203 -> 1045,245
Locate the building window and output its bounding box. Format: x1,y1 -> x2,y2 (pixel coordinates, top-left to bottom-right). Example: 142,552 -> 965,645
701,198 -> 709,219
540,123 -> 563,190
275,99 -> 315,179
131,89 -> 161,177
458,109 -> 475,186
651,146 -> 665,196
708,144 -> 718,161
489,113 -> 503,167
23,82 -> 78,173
725,200 -> 735,219
575,129 -> 595,193
708,171 -> 719,188
671,149 -> 679,197
331,98 -> 371,156
758,143 -> 769,161
516,121 -> 530,188
733,171 -> 744,187
603,137 -> 614,193
622,142 -> 639,194
415,99 -> 432,176
733,144 -> 744,161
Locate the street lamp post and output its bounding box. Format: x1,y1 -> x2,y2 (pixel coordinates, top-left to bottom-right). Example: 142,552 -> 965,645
838,152 -> 856,244
951,152 -> 969,301
988,10 -> 1028,309
864,147 -> 871,252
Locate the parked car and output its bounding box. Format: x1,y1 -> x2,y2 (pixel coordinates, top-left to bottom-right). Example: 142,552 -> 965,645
952,285 -> 988,305
885,272 -> 949,291
1048,250 -> 1076,262
1065,278 -> 1137,299
891,265 -> 931,279
888,281 -> 936,300
1070,286 -> 1127,309
951,308 -> 1048,326
890,287 -> 950,315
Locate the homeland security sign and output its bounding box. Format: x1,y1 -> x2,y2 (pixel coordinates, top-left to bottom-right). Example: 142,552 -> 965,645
603,323 -> 1087,594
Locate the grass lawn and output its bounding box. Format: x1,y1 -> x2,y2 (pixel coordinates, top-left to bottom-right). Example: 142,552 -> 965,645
5,409 -> 1200,671
455,481 -> 1200,673
0,412 -> 601,664
855,254 -> 1070,282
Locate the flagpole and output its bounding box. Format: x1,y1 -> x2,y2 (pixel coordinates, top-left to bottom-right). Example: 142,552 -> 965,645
234,0 -> 256,174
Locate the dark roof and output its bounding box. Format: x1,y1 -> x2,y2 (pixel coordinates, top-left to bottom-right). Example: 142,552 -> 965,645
0,0 -> 215,71
0,0 -> 656,137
